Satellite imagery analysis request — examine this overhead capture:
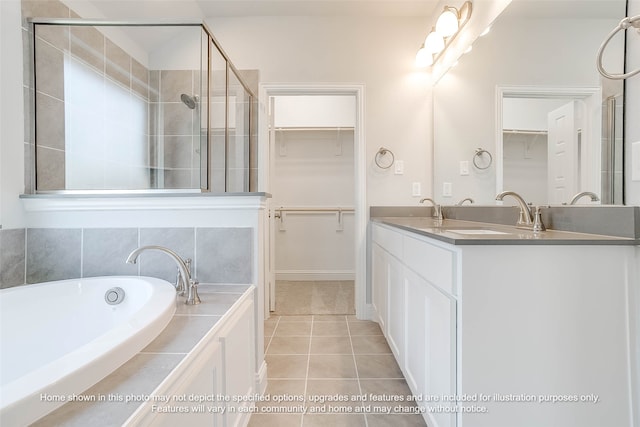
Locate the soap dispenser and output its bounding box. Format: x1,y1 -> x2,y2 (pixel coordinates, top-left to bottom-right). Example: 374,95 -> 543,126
532,206 -> 546,233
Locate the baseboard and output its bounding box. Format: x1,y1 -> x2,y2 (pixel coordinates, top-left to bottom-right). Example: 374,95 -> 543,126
256,360 -> 268,395
275,270 -> 355,281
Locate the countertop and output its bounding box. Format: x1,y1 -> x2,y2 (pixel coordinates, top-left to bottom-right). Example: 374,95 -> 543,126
372,217 -> 639,246
33,284 -> 253,427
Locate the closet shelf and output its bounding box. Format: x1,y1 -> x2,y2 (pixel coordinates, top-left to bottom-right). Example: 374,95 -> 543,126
273,127 -> 355,131
503,129 -> 548,135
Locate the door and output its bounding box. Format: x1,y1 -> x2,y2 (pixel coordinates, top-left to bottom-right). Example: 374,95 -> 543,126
547,101 -> 580,204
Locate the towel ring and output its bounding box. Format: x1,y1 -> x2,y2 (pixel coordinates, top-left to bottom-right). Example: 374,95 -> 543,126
597,15 -> 640,80
375,147 -> 395,169
473,148 -> 492,170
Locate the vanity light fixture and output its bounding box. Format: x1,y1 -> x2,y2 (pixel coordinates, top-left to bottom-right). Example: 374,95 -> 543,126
416,1 -> 473,68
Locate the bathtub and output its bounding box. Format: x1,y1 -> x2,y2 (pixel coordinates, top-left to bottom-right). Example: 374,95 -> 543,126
0,276 -> 176,426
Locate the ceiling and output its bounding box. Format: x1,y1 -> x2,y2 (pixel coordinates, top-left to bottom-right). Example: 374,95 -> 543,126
74,0 -> 442,19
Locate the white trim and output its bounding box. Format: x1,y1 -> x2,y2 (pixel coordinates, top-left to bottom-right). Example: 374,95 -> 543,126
495,85 -> 601,200
275,270 -> 355,281
259,83 -> 367,320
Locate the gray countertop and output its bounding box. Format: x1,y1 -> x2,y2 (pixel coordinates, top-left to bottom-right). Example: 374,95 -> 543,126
372,217 -> 639,246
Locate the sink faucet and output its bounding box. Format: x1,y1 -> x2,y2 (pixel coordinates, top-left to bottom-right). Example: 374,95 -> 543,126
495,191 -> 533,229
569,191 -> 600,205
456,197 -> 474,206
126,245 -> 201,305
420,198 -> 443,220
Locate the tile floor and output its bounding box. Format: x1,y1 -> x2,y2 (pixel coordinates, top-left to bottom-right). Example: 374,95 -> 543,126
249,315 -> 427,427
273,281 -> 355,315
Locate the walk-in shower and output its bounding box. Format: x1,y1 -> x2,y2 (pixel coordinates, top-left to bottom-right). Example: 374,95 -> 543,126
27,20 -> 256,193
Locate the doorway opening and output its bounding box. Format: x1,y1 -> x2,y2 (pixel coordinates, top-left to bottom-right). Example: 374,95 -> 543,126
259,85 -> 366,320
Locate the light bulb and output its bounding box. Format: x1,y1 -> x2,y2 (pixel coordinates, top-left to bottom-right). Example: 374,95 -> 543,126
425,31 -> 445,54
436,9 -> 459,38
415,47 -> 433,68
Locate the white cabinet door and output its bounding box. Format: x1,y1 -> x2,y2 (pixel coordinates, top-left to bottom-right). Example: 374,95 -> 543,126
372,244 -> 388,333
386,253 -> 405,365
404,267 -> 456,427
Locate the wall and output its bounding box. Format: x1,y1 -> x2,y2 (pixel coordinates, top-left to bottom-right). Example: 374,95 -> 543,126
627,0 -> 640,205
205,15 -> 433,207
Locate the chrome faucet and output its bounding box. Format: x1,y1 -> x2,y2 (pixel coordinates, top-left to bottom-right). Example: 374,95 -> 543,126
420,198 -> 443,220
126,245 -> 201,305
456,197 -> 474,206
569,191 -> 600,205
495,191 -> 533,229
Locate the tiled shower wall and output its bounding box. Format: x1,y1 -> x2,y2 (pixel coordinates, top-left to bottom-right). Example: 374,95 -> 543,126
0,227 -> 252,289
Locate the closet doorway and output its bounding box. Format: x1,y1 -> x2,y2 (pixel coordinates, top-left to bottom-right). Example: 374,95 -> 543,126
260,85 -> 366,319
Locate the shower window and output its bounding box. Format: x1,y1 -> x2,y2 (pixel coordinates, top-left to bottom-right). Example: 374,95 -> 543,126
29,20 -> 255,193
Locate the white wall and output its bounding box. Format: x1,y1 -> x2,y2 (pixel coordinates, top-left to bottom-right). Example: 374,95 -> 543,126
205,15 -> 433,206
626,0 -> 640,206
0,0 -> 26,229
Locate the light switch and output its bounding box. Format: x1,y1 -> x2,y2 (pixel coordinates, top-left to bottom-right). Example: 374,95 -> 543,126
633,142 -> 640,182
412,182 -> 421,196
395,160 -> 404,175
460,161 -> 469,176
443,182 -> 452,197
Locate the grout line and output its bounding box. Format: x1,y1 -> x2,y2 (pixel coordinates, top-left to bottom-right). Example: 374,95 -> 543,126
264,316 -> 280,355
301,316 -> 314,427
346,316 -> 368,427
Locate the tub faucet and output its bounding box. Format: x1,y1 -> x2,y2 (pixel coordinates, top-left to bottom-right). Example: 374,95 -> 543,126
569,191 -> 600,205
495,191 -> 533,229
420,198 -> 443,220
126,245 -> 201,305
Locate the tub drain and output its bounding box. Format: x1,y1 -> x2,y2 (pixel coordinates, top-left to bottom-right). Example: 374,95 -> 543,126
105,287 -> 125,305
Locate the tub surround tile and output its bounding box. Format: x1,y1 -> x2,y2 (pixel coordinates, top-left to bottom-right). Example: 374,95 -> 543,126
0,229 -> 26,288
174,291 -> 241,316
31,353 -> 183,427
196,228 -> 252,283
142,315 -> 221,354
138,227 -> 195,282
82,228 -> 138,277
35,92 -> 65,151
27,228 -> 81,283
70,25 -> 105,73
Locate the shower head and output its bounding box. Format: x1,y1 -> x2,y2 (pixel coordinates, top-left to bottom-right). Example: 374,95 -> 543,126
180,93 -> 198,109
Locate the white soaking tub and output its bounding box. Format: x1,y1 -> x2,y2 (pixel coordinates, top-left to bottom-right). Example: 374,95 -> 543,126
0,276 -> 176,426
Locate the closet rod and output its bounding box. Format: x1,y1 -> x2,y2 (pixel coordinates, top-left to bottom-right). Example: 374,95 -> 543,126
503,129 -> 548,135
273,127 -> 355,132
275,207 -> 355,213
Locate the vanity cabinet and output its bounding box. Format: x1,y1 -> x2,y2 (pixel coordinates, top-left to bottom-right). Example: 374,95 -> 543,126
371,222 -> 635,427
372,224 -> 457,427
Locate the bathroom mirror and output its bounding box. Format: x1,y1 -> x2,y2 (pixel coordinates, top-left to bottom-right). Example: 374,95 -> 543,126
433,0 -> 627,205
30,21 -> 254,193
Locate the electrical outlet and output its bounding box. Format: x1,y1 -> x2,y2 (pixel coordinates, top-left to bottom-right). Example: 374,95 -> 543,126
412,182 -> 421,196
443,182 -> 452,197
395,160 -> 404,175
460,160 -> 469,176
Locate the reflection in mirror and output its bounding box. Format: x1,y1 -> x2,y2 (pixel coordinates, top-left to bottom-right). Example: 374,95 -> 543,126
433,0 -> 627,205
31,21 -> 255,193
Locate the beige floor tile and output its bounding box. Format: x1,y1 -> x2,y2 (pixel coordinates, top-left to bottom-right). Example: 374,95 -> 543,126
306,379 -> 363,411
314,314 -> 348,321
365,413 -> 427,427
258,379 -> 306,410
279,315 -> 313,322
359,379 -> 419,413
248,413 -> 302,427
264,322 -> 276,337
267,336 -> 311,355
312,321 -> 349,336
308,355 -> 357,379
348,320 -> 383,336
303,413 -> 367,426
265,355 -> 308,379
355,355 -> 403,379
351,335 -> 392,354
274,321 -> 312,336
310,336 -> 353,354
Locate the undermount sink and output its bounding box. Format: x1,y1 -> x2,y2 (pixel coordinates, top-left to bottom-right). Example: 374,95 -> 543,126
448,229 -> 510,235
